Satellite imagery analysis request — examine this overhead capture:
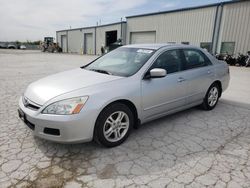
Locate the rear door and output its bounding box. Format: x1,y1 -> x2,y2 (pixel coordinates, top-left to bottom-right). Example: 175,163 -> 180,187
181,49 -> 214,104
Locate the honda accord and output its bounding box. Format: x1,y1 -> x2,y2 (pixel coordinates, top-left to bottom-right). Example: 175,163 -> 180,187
18,44 -> 230,147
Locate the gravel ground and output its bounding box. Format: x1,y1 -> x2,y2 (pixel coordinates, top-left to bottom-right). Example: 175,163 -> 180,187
1,49 -> 250,188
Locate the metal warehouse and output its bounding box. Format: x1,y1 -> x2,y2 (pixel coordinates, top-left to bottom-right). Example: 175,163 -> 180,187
56,0 -> 250,55
57,22 -> 126,55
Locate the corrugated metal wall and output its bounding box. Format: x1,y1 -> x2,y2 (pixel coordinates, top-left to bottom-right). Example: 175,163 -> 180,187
56,23 -> 126,55
217,1 -> 250,54
96,23 -> 126,55
126,6 -> 217,46
57,1 -> 250,55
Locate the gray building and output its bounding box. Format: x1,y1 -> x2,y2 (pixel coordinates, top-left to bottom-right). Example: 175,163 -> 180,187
56,0 -> 250,55
126,5 -> 217,52
56,22 -> 126,55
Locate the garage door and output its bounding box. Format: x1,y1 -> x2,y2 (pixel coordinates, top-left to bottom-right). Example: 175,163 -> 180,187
61,35 -> 67,52
130,31 -> 156,44
84,33 -> 93,55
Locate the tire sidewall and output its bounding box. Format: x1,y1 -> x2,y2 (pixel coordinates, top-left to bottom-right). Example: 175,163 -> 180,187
94,103 -> 134,147
203,84 -> 220,110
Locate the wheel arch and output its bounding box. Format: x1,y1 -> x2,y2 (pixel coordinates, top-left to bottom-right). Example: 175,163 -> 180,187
95,99 -> 140,130
211,80 -> 222,97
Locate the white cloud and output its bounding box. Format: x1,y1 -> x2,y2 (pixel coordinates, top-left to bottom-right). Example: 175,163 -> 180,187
162,1 -> 180,9
0,0 -> 147,41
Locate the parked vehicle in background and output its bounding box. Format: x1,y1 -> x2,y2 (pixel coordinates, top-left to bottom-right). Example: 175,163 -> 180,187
20,45 -> 26,50
41,37 -> 62,53
7,43 -> 17,49
0,42 -> 7,49
215,53 -> 225,60
224,53 -> 236,66
246,51 -> 250,67
7,42 -> 23,49
101,39 -> 123,54
108,39 -> 123,52
235,53 -> 247,66
215,52 -> 250,67
18,44 -> 230,147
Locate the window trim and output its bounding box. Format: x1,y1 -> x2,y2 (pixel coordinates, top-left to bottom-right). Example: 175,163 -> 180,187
142,47 -> 213,80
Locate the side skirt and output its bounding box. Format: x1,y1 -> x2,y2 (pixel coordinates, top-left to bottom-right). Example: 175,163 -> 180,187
141,100 -> 203,124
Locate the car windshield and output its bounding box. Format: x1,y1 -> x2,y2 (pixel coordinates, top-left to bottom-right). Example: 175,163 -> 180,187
84,47 -> 155,77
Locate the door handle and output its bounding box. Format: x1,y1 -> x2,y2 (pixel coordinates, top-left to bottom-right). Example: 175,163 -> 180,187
177,77 -> 186,82
207,70 -> 211,74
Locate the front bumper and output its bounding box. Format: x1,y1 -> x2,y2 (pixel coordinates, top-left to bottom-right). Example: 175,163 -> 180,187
18,97 -> 97,143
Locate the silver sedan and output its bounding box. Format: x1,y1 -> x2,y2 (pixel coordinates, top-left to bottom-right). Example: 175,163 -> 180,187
18,44 -> 230,147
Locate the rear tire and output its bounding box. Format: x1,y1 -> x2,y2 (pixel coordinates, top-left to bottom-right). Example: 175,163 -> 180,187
94,103 -> 134,147
201,83 -> 220,111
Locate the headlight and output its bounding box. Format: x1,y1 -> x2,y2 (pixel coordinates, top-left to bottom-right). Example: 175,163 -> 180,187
42,96 -> 88,115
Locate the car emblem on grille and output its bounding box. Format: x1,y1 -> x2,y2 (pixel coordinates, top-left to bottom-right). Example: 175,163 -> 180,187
23,97 -> 29,107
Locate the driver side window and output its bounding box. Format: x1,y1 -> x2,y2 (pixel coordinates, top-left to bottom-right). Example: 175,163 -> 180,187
151,49 -> 183,74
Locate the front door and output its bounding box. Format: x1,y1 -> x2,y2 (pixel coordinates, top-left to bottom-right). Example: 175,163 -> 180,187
141,49 -> 187,120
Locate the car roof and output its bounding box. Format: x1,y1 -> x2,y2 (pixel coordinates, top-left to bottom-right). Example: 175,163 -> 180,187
123,43 -> 199,50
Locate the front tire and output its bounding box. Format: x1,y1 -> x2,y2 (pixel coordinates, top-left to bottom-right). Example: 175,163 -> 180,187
202,83 -> 220,110
94,103 -> 134,147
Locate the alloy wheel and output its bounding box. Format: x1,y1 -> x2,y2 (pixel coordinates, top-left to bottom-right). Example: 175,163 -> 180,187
103,111 -> 129,142
208,87 -> 219,107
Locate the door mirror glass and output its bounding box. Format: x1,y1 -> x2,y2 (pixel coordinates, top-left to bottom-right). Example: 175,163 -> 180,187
149,68 -> 167,78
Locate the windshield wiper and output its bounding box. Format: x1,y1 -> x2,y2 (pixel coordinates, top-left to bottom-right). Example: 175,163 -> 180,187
89,69 -> 112,75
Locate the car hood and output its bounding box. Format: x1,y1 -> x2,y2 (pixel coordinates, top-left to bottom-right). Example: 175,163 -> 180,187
24,68 -> 122,105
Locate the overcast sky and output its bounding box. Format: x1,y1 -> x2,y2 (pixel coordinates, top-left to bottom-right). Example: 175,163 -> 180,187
0,0 -> 231,42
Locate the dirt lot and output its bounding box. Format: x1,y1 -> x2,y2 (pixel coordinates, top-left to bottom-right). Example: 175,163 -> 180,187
1,49 -> 250,188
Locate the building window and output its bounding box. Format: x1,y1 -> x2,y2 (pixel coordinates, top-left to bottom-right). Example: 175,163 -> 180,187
220,42 -> 235,55
200,42 -> 212,53
181,42 -> 189,45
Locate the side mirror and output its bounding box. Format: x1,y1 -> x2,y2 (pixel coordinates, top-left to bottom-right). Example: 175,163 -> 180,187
146,68 -> 166,79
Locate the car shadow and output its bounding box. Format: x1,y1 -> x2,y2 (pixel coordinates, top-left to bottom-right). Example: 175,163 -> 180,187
33,102 -> 250,185
220,98 -> 250,110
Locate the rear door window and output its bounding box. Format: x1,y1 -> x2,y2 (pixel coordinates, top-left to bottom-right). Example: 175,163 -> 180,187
183,49 -> 211,70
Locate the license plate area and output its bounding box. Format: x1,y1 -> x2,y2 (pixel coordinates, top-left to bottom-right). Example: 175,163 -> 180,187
18,109 -> 35,130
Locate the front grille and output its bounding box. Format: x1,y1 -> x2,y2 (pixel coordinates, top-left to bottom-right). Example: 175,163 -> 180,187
23,97 -> 41,111
26,103 -> 40,110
